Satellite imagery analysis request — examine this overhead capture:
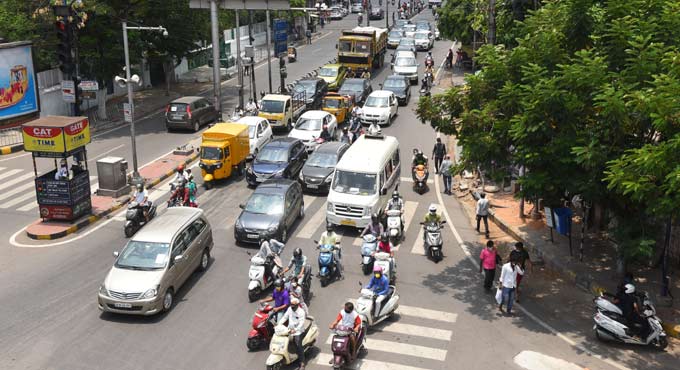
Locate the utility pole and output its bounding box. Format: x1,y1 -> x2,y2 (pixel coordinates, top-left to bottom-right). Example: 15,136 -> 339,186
488,0 -> 497,45
122,22 -> 139,181
210,0 -> 222,114
266,5 -> 273,93
385,0 -> 389,29
235,10 -> 244,109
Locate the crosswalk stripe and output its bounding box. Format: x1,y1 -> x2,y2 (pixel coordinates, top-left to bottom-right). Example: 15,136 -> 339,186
410,229 -> 425,255
16,201 -> 37,212
0,191 -> 37,209
296,200 -> 327,239
400,176 -> 434,184
402,200 -> 418,232
398,305 -> 458,324
0,182 -> 35,202
0,172 -> 35,192
316,353 -> 431,370
0,168 -> 22,181
376,322 -> 452,341
324,335 -> 447,361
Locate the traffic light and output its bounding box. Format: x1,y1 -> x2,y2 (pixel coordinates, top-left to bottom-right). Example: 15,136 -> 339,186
56,19 -> 74,75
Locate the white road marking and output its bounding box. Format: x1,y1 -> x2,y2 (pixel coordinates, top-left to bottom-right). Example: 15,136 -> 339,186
402,200 -> 418,232
353,237 -> 362,246
0,182 -> 35,202
0,172 -> 34,191
303,194 -> 315,207
88,144 -> 125,162
377,322 -> 453,341
295,200 -> 327,239
400,176 -> 434,184
316,353 -> 432,370
514,351 -> 586,370
0,168 -> 23,180
410,228 -> 425,255
0,191 -> 37,208
325,335 -> 447,361
397,305 -> 458,324
16,201 -> 38,212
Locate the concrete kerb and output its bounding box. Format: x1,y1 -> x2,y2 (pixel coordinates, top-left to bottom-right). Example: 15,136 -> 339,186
0,143 -> 24,155
25,148 -> 199,240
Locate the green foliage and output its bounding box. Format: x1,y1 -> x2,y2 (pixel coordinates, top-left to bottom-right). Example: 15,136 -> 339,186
0,0 -> 56,71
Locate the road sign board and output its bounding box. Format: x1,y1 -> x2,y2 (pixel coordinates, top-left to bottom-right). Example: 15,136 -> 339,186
62,80 -> 75,103
81,91 -> 96,100
79,80 -> 99,91
189,0 -> 290,10
123,103 -> 133,123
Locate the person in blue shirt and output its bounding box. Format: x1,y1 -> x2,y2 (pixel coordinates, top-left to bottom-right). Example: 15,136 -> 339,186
366,265 -> 390,317
260,278 -> 289,323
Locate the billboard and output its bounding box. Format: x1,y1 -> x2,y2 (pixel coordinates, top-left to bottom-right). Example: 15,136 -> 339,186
0,42 -> 39,120
22,116 -> 91,157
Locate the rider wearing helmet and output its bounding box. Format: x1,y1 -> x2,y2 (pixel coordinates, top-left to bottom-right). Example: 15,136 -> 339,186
412,148 -> 428,167
168,179 -> 190,206
614,283 -> 650,339
260,278 -> 290,323
131,183 -> 151,221
361,213 -> 385,237
386,190 -> 405,232
284,247 -> 308,283
173,164 -> 188,184
366,265 -> 390,317
320,223 -> 343,279
424,204 -> 442,224
377,232 -> 393,255
320,124 -> 332,142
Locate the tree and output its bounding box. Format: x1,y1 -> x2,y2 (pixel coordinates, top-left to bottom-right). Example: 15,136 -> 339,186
0,0 -> 57,71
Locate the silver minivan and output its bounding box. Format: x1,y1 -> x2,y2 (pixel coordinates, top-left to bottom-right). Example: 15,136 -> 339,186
98,207 -> 214,315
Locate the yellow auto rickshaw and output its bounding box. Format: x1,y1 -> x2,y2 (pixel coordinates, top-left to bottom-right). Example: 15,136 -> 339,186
198,123 -> 250,189
321,93 -> 354,124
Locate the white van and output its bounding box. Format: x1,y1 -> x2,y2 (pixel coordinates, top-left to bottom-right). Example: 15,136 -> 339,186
326,134 -> 400,229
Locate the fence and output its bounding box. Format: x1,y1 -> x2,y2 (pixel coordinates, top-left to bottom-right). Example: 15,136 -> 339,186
0,126 -> 23,147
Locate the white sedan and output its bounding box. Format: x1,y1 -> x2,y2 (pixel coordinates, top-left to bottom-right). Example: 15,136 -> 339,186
288,110 -> 338,152
361,90 -> 399,126
414,31 -> 434,51
237,116 -> 273,156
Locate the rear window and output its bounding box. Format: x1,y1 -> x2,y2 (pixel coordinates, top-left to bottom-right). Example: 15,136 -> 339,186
168,103 -> 188,113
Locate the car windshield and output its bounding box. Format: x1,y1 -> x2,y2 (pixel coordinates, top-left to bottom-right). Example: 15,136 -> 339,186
355,41 -> 370,53
341,82 -> 363,92
339,40 -> 352,52
384,78 -> 406,88
395,57 -> 416,67
260,100 -> 284,113
115,241 -> 170,270
257,146 -> 288,162
295,117 -> 323,131
404,25 -> 416,32
399,39 -> 415,46
332,170 -> 376,195
248,125 -> 256,139
319,67 -> 338,77
365,96 -> 388,107
201,146 -> 223,160
389,31 -> 403,38
323,99 -> 342,109
415,33 -> 429,39
294,83 -> 316,96
245,193 -> 284,214
307,152 -> 338,168
416,23 -> 430,30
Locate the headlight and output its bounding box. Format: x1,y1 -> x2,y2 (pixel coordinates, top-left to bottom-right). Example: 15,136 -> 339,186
325,176 -> 332,183
267,225 -> 279,233
142,286 -> 158,299
99,284 -> 109,297
215,163 -> 223,169
363,207 -> 371,216
235,218 -> 244,231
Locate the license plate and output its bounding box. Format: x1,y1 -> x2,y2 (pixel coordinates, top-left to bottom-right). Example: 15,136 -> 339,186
114,303 -> 132,308
340,219 -> 356,226
247,234 -> 259,239
172,114 -> 183,120
307,184 -> 318,189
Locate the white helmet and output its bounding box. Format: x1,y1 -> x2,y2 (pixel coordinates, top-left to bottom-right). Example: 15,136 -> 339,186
429,204 -> 437,213
624,284 -> 635,294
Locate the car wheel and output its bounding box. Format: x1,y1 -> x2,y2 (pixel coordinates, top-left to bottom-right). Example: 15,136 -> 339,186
193,120 -> 200,132
287,119 -> 293,132
280,227 -> 288,243
299,203 -> 305,219
162,289 -> 174,312
198,249 -> 210,272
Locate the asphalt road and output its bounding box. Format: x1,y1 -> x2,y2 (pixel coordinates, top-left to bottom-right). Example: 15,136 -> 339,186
0,5 -> 674,370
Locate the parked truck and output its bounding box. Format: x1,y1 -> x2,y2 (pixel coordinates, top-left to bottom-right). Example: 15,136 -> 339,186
198,123 -> 250,189
257,91 -> 306,132
337,26 -> 388,72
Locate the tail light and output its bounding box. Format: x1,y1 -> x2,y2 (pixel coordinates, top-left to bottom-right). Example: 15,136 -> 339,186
165,105 -> 170,113
186,105 -> 192,118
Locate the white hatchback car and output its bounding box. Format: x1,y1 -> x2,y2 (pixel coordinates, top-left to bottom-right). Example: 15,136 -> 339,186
288,110 -> 338,152
237,116 -> 273,156
414,31 -> 434,51
361,91 -> 399,126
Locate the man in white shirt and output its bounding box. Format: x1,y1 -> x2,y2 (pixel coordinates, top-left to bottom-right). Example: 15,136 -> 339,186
280,297 -> 307,369
498,256 -> 524,315
475,192 -> 490,238
131,183 -> 151,221
55,159 -> 69,180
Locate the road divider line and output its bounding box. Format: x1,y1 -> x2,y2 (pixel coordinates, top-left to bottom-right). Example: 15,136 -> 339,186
402,200 -> 418,232
410,228 -> 424,255
88,144 -> 125,162
398,305 -> 458,324
296,200 -> 327,239
316,353 -> 429,370
324,335 -> 447,361
376,322 -> 453,341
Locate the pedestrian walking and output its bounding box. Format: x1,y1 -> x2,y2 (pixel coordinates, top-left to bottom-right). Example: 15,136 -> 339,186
479,241 -> 498,291
509,242 -> 531,302
432,137 -> 446,174
392,11 -> 396,24
475,193 -> 490,237
439,154 -> 453,194
498,254 -> 524,315
320,15 -> 325,29
306,28 -> 312,45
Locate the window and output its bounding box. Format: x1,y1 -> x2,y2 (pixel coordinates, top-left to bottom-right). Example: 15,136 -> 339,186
257,123 -> 264,136
224,147 -> 230,158
172,230 -> 190,258
201,147 -> 223,160
392,148 -> 400,168
188,218 -> 207,240
384,160 -> 393,181
285,189 -> 294,210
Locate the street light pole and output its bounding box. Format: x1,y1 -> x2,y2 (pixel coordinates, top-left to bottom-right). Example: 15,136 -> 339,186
210,0 -> 222,113
266,7 -> 273,93
121,21 -> 139,181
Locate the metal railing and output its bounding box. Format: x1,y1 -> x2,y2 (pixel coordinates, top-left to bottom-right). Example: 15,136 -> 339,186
0,126 -> 23,147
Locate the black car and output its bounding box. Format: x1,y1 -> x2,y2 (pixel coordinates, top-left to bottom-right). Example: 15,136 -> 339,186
382,75 -> 411,105
369,8 -> 384,20
165,96 -> 219,132
293,78 -> 328,109
299,142 -> 349,193
338,78 -> 373,105
234,179 -> 304,243
246,138 -> 308,187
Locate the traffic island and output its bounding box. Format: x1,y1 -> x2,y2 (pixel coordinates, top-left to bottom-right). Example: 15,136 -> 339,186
0,143 -> 23,155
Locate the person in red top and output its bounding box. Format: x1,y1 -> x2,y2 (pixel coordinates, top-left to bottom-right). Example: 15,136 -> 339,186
329,302 -> 363,361
479,240 -> 498,291
168,180 -> 190,206
376,232 -> 393,256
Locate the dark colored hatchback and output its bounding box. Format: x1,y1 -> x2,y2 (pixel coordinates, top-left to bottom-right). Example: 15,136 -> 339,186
234,179 -> 304,243
337,78 -> 373,105
246,138 -> 308,187
165,96 -> 219,132
382,75 -> 411,105
293,78 -> 328,109
298,142 -> 349,193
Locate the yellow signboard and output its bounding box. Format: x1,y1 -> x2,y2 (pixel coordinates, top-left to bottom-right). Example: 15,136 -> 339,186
21,116 -> 90,155
22,125 -> 66,153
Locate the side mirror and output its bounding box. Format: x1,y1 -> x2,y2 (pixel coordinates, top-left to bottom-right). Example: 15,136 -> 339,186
112,251 -> 119,258
313,240 -> 318,244
441,220 -> 447,225
239,203 -> 245,209
174,255 -> 184,263
246,154 -> 254,162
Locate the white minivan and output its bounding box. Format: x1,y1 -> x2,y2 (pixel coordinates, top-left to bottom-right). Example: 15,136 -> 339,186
326,134 -> 400,230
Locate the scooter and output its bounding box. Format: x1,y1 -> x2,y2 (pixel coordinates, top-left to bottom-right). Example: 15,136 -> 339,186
421,220 -> 446,262
247,303 -> 275,351
284,265 -> 313,303
373,251 -> 396,284
412,165 -> 429,194
355,283 -> 400,327
315,240 -> 340,287
330,324 -> 366,369
248,252 -> 283,302
266,320 -> 319,370
593,291 -> 668,350
386,208 -> 403,245
360,234 -> 378,275
124,201 -> 157,238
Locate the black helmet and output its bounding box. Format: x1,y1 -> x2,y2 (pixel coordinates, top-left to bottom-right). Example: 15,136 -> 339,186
381,231 -> 389,241
274,278 -> 284,288
371,213 -> 379,223
136,183 -> 144,191
293,247 -> 302,258
392,190 -> 399,199
326,223 -> 334,232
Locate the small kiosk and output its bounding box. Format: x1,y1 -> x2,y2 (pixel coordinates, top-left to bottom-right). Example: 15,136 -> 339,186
21,116 -> 92,221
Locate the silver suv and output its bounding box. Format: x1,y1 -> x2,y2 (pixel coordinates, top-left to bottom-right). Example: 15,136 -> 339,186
98,207 -> 214,315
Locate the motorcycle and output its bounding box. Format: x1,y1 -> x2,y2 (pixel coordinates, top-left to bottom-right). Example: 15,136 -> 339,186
124,201 -> 157,238
360,234 -> 378,275
330,325 -> 366,369
412,164 -> 429,194
355,283 -> 400,327
386,208 -> 403,245
348,116 -> 364,143
248,252 -> 283,302
247,303 -> 276,351
287,46 -> 297,63
266,320 -> 319,370
593,291 -> 668,349
315,241 -> 341,287
373,251 -> 396,284
284,265 -> 313,303
167,196 -> 185,208
421,220 -> 446,262
424,57 -> 434,69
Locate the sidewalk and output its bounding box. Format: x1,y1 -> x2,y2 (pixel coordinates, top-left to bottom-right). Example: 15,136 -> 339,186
25,142 -> 199,240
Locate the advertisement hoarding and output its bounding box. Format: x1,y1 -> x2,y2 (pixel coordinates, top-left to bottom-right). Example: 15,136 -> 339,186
22,116 -> 91,156
0,42 -> 39,120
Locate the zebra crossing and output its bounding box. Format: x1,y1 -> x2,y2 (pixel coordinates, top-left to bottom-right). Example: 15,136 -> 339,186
315,303 -> 458,370
0,166 -> 98,213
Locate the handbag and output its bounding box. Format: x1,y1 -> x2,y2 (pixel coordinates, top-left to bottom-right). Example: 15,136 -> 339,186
495,287 -> 503,305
